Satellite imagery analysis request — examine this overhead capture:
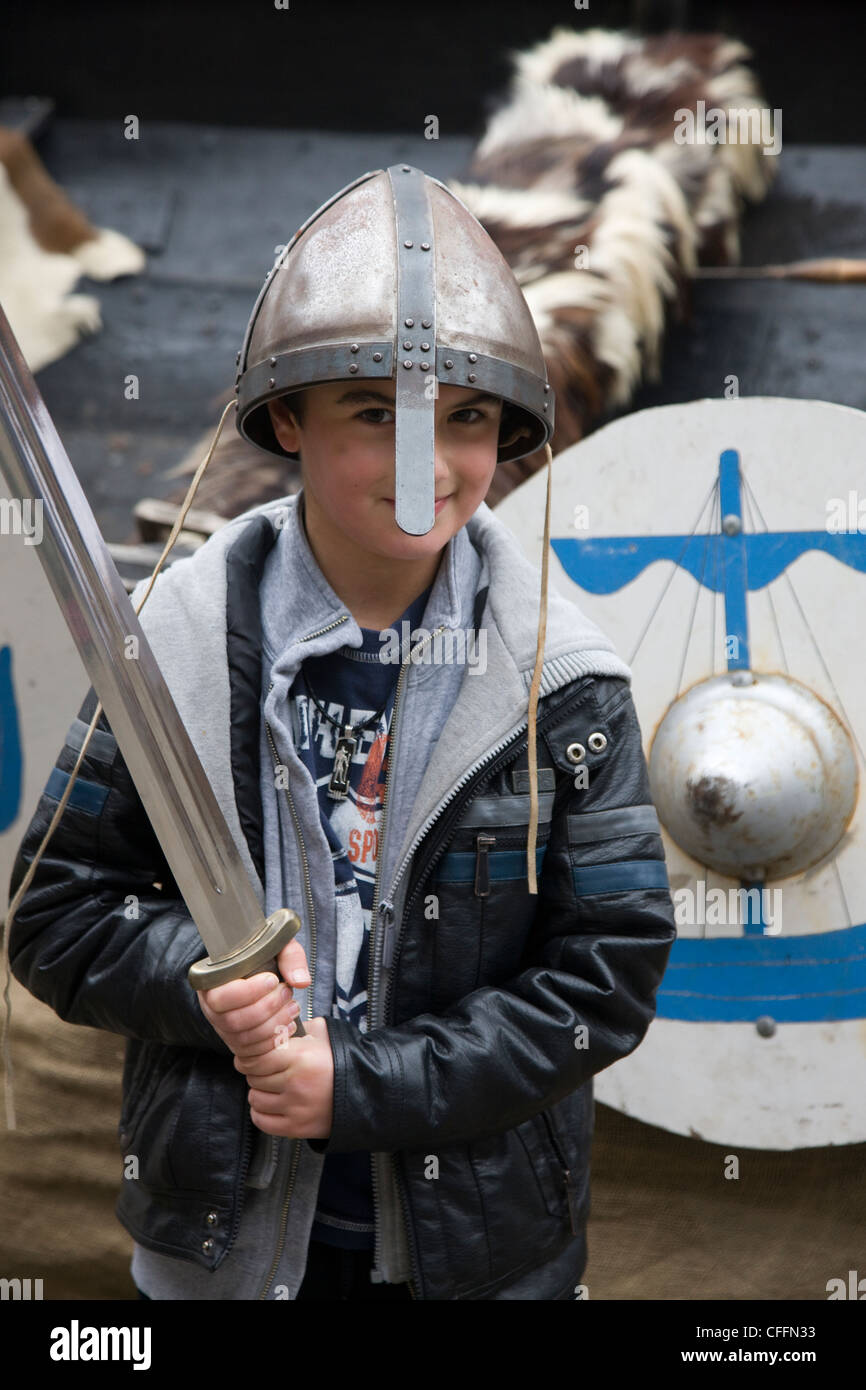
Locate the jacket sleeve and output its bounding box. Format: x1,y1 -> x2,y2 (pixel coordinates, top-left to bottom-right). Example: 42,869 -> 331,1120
6,686 -> 232,1055
314,676 -> 677,1154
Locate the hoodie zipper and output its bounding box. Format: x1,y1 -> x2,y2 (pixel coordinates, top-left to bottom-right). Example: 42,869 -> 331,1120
367,622 -> 447,1301
256,614 -> 349,1300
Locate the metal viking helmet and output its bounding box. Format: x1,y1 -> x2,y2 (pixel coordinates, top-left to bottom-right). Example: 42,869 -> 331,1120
234,162 -> 554,535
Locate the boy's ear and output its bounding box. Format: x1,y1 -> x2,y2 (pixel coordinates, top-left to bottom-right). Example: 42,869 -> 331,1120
268,397 -> 301,453
498,406 -> 532,451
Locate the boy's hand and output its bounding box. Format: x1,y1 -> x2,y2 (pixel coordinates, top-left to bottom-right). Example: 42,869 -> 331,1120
195,937 -> 334,1139
195,935 -> 312,1057
237,1015 -> 334,1140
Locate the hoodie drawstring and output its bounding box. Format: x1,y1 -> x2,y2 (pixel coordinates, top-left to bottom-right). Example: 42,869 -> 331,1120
526,443 -> 554,895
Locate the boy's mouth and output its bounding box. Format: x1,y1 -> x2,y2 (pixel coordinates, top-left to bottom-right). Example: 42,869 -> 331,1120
383,494 -> 453,512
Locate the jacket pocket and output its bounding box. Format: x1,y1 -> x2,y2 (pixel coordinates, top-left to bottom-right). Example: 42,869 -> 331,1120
118,1041 -> 162,1152
515,1111 -> 572,1223
121,1050 -> 197,1192
428,819 -> 553,1009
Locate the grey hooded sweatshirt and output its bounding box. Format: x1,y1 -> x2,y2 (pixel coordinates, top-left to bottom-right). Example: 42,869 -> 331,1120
128,489 -> 631,1298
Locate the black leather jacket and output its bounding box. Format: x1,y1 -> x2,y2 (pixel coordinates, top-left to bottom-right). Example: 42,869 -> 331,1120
8,517 -> 677,1301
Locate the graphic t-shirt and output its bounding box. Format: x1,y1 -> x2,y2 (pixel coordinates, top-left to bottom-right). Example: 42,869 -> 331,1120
288,582 -> 433,1250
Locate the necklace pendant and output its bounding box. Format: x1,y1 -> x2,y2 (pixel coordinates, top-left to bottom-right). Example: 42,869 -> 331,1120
328,729 -> 357,800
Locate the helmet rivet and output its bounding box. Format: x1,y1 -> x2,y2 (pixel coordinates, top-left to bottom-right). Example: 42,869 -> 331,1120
468,353 -> 478,363
349,363 -> 359,373
403,359 -> 413,369
235,351 -> 241,364
268,377 -> 275,388
269,356 -> 277,367
420,362 -> 430,371
404,318 -> 414,328
421,319 -> 432,328
350,343 -> 359,353
403,340 -> 413,350
401,164 -> 411,172
404,240 -> 414,248
420,343 -> 430,352
373,352 -> 383,362
444,359 -> 453,370
544,383 -> 551,393
468,373 -> 476,382
421,242 -> 430,251
544,402 -> 549,410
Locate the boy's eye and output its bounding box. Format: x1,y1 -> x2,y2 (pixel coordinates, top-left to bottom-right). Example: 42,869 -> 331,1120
357,406 -> 489,424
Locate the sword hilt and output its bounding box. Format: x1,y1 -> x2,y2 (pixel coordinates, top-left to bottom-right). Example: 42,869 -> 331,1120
188,907 -> 307,1036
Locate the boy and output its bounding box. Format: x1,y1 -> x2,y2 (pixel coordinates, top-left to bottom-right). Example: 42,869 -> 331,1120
8,164 -> 676,1300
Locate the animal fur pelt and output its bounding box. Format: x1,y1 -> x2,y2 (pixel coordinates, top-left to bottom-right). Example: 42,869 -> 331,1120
160,25 -> 777,524
0,126 -> 145,371
454,25 -> 778,504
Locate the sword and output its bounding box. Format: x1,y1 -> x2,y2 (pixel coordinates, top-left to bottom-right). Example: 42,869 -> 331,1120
0,303 -> 306,1017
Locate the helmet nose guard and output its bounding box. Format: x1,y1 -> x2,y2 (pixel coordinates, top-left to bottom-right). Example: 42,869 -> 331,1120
234,164 -> 554,535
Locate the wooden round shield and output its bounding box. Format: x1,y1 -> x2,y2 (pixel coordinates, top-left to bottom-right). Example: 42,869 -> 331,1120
496,397 -> 866,1149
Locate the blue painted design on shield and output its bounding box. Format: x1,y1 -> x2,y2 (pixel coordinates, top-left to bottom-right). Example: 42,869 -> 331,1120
548,447 -> 866,1023
658,923 -> 866,1023
0,645 -> 23,833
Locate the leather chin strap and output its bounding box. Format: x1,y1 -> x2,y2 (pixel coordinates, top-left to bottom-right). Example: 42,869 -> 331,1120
526,443 -> 553,895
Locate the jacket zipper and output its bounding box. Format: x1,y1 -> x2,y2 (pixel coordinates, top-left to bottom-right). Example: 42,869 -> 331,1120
378,678 -> 598,1288
255,614 -> 348,1300
367,622 -> 447,1301
474,834 -> 496,897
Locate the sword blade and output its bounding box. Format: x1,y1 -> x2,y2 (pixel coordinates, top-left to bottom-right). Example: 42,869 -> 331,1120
0,303 -> 265,964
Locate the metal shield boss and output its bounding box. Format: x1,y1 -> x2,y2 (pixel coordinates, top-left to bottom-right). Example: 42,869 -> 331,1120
234,164 -> 555,534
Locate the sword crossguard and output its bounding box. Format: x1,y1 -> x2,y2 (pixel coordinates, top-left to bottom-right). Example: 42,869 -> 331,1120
187,908 -> 307,1036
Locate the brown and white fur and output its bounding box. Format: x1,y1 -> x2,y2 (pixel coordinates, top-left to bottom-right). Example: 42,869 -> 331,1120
0,126 -> 145,371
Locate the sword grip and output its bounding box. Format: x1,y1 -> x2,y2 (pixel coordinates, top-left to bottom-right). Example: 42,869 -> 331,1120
188,905 -> 308,1049
254,954 -> 306,1038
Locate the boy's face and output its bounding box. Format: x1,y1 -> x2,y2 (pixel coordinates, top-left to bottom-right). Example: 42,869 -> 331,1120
266,379 -> 505,561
